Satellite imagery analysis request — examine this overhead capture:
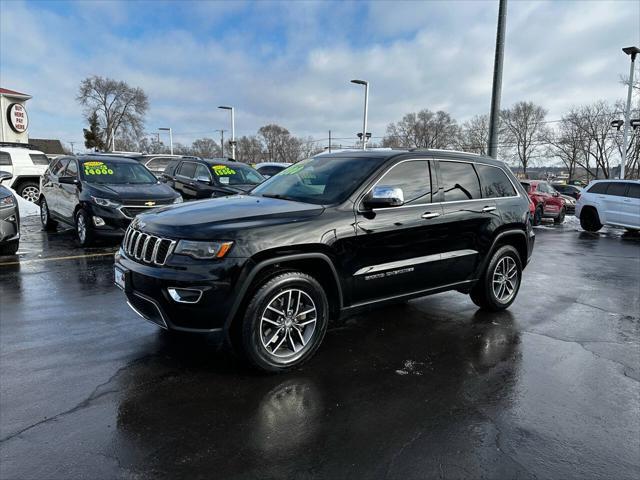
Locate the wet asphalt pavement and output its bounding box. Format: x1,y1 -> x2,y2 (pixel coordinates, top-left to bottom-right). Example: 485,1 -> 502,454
0,216 -> 639,480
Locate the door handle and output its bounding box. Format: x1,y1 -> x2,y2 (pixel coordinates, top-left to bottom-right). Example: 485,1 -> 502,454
421,212 -> 441,219
482,206 -> 497,212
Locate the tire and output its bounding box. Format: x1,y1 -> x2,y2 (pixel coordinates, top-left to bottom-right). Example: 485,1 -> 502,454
17,181 -> 40,203
39,197 -> 57,231
75,209 -> 95,247
0,239 -> 19,255
533,207 -> 543,226
470,245 -> 522,311
238,271 -> 329,372
554,207 -> 565,224
579,208 -> 602,232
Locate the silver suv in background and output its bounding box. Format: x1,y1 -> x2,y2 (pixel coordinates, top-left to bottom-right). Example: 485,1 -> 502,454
576,180 -> 640,232
0,143 -> 50,203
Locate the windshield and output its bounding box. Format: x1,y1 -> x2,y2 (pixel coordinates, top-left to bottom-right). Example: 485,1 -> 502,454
209,163 -> 264,185
251,156 -> 386,205
80,160 -> 157,184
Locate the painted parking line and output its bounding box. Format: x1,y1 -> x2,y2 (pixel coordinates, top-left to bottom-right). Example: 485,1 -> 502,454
0,252 -> 116,267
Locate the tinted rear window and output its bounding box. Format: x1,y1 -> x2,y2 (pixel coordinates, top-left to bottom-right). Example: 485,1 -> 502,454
439,161 -> 481,201
178,162 -> 197,178
476,164 -> 516,198
29,154 -> 49,165
588,183 -> 608,194
0,152 -> 11,166
625,184 -> 640,199
605,182 -> 627,197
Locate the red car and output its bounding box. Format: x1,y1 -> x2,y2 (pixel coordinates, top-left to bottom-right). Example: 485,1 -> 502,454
520,180 -> 566,225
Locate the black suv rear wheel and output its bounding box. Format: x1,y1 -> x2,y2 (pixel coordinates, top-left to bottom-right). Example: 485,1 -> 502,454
470,245 -> 522,311
239,272 -> 329,372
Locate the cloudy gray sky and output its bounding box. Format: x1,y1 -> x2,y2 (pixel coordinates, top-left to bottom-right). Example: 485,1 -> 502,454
1,0 -> 639,150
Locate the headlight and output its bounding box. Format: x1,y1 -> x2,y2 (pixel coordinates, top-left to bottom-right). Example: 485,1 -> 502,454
91,196 -> 121,208
0,195 -> 16,208
173,196 -> 183,204
174,240 -> 233,259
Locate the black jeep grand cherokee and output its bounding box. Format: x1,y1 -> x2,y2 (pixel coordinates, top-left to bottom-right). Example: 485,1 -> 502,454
115,150 -> 534,372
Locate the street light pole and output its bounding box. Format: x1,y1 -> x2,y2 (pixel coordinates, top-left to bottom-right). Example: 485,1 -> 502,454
487,0 -> 508,159
159,127 -> 173,155
351,79 -> 369,150
620,46 -> 639,179
218,106 -> 235,159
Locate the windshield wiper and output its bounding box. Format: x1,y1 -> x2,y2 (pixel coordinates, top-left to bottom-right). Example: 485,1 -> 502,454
261,193 -> 297,202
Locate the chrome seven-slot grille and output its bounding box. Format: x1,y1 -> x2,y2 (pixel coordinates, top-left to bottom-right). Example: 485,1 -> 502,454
123,226 -> 176,266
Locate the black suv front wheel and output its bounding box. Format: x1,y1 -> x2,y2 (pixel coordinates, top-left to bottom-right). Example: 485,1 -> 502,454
470,245 -> 522,311
75,209 -> 95,247
239,272 -> 329,372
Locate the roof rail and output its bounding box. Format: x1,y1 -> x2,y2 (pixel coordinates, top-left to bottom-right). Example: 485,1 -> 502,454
408,148 -> 482,156
0,142 -> 38,150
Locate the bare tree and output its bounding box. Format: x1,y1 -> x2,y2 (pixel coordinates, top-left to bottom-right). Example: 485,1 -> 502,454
456,114 -> 490,155
545,110 -> 589,181
258,124 -> 292,161
500,101 -> 548,176
382,109 -> 459,148
191,137 -> 221,158
235,135 -> 265,164
77,76 -> 148,152
564,101 -> 619,179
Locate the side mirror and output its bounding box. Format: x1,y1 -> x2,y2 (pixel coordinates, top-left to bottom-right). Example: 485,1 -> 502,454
195,175 -> 210,184
0,171 -> 13,183
363,186 -> 404,209
59,176 -> 78,185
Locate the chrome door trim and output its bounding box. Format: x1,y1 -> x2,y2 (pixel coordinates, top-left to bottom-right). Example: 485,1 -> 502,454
353,249 -> 477,276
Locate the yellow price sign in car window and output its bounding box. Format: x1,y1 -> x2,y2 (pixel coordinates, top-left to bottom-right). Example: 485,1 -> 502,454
83,161 -> 114,175
212,165 -> 236,176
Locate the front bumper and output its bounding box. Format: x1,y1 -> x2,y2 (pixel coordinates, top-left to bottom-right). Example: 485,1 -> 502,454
0,204 -> 20,243
115,249 -> 248,332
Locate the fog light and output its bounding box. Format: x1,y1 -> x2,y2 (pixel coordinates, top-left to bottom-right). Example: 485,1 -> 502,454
93,216 -> 105,226
167,287 -> 203,304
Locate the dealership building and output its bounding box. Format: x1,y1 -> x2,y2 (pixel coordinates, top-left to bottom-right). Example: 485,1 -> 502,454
0,87 -> 31,143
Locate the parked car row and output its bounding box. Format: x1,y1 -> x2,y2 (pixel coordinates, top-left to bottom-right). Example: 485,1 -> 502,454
160,157 -> 265,199
39,155 -> 182,246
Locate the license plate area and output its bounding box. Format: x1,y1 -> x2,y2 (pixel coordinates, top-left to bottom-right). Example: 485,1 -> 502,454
114,266 -> 127,291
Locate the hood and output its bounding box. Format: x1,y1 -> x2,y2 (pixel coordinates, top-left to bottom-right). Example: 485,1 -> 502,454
89,182 -> 178,202
134,194 -> 324,240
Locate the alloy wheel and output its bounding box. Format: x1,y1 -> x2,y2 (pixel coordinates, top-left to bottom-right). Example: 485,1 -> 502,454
77,214 -> 86,243
259,288 -> 317,361
21,186 -> 39,203
492,256 -> 518,303
41,201 -> 48,224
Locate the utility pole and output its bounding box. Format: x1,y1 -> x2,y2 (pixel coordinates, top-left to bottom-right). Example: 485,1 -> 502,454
487,0 -> 508,158
69,142 -> 75,154
329,130 -> 332,153
215,129 -> 227,157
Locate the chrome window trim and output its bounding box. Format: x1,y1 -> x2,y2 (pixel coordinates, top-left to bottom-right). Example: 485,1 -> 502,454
357,158 -> 434,212
356,157 -> 521,214
437,159 -> 521,202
